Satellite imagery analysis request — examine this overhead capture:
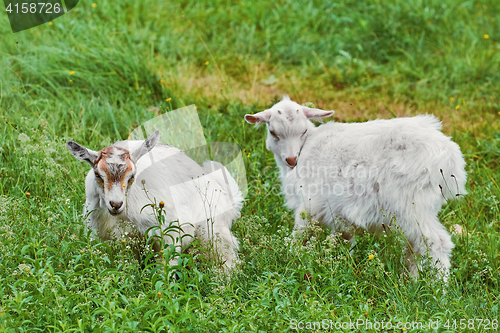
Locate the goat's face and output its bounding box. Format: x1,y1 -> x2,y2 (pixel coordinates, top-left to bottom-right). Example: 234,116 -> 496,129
93,146 -> 136,215
67,131 -> 160,215
245,96 -> 334,169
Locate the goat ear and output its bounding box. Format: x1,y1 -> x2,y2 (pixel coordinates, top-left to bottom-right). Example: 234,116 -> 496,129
302,106 -> 334,119
244,110 -> 271,124
131,130 -> 160,162
66,141 -> 99,166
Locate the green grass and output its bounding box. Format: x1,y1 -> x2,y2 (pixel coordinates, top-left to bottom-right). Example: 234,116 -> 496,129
0,0 -> 499,331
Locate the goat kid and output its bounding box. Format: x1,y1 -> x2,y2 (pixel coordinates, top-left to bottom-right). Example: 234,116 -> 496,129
245,96 -> 467,279
67,131 -> 244,270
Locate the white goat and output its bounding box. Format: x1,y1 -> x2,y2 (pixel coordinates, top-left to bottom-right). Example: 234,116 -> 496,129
66,131 -> 244,269
245,96 -> 467,278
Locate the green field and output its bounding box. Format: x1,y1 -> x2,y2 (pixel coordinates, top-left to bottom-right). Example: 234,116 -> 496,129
0,0 -> 499,331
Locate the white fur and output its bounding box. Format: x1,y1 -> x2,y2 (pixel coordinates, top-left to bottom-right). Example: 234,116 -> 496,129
245,96 -> 467,278
68,132 -> 244,269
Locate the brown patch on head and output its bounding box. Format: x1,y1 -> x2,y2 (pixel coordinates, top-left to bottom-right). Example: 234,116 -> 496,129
95,146 -> 134,190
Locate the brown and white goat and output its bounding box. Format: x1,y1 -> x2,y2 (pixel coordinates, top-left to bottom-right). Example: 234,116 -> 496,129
67,131 -> 244,269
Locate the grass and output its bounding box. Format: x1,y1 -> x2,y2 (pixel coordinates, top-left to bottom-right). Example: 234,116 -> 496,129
0,0 -> 499,331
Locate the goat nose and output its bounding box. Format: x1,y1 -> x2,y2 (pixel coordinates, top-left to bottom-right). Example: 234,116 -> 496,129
285,156 -> 297,167
110,201 -> 123,210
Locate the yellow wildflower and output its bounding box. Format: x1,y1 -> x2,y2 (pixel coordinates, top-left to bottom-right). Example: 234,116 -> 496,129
165,98 -> 171,102
455,105 -> 460,110
449,97 -> 454,101
48,22 -> 53,26
205,61 -> 209,65
368,254 -> 374,260
69,71 -> 75,75
484,34 -> 489,39
92,3 -> 97,8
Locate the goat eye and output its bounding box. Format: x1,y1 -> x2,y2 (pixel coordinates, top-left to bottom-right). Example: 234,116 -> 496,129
270,131 -> 279,139
95,172 -> 103,181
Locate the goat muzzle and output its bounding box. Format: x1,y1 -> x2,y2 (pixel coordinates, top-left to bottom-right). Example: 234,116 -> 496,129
109,201 -> 123,215
285,156 -> 297,169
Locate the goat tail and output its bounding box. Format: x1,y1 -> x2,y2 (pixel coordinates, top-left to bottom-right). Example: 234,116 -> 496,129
202,161 -> 245,213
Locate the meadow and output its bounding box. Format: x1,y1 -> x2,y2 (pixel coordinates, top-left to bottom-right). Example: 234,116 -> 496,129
0,0 -> 499,331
